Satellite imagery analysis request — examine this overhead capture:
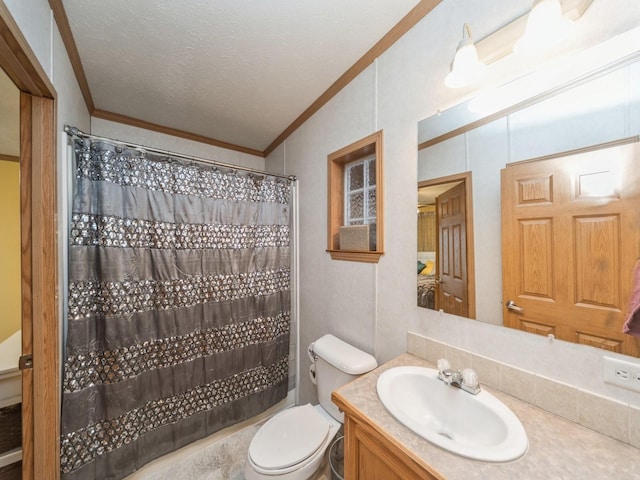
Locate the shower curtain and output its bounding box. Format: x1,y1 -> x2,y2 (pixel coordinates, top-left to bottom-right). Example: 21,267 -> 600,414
60,138 -> 292,480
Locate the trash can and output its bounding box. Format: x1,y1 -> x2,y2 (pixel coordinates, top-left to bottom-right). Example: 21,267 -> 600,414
329,435 -> 344,480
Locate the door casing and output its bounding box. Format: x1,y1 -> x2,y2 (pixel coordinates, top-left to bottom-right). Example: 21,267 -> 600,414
0,4 -> 60,479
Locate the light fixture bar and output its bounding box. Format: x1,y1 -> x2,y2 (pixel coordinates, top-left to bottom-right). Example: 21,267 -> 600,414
475,0 -> 593,65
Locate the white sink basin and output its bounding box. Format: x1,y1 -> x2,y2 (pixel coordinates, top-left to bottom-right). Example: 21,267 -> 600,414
376,366 -> 528,462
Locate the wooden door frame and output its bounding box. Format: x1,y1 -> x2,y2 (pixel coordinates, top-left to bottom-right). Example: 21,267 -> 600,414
1,3 -> 59,480
418,172 -> 476,320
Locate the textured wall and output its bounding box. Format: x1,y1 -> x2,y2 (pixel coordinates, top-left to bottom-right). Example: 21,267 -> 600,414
0,161 -> 20,343
266,0 -> 640,408
0,70 -> 19,157
90,118 -> 266,170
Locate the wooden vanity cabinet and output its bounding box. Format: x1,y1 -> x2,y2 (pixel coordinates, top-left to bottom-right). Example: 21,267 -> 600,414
333,392 -> 443,480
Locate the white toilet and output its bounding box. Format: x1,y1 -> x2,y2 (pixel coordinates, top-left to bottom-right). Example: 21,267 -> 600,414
245,334 -> 377,480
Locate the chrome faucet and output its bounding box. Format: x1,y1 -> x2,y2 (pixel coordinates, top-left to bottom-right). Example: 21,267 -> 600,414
437,358 -> 481,395
439,368 -> 463,385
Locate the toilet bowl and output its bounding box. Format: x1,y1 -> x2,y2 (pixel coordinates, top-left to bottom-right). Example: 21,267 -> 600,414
244,334 -> 377,480
245,404 -> 340,480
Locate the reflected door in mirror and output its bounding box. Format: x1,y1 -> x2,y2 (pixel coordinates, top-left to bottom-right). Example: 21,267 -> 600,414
437,182 -> 468,317
501,141 -> 640,357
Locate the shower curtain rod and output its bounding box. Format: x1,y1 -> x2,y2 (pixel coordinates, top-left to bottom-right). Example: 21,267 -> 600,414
64,125 -> 296,182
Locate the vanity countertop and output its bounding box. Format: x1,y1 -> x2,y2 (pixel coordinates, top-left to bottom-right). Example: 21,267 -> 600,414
333,353 -> 639,480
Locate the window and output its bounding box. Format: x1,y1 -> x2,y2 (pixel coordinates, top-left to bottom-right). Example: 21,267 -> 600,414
327,131 -> 383,263
345,155 -> 376,226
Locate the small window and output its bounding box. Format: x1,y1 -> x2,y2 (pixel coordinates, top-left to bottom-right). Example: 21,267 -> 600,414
327,131 -> 383,263
344,155 -> 376,227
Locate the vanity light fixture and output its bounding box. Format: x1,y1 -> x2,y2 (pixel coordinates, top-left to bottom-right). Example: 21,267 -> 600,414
444,0 -> 594,88
444,24 -> 486,88
514,0 -> 570,55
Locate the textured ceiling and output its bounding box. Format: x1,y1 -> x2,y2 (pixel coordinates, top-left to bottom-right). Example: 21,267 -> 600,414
62,0 -> 422,153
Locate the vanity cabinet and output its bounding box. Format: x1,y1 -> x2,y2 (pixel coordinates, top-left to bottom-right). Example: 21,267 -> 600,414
333,392 -> 442,480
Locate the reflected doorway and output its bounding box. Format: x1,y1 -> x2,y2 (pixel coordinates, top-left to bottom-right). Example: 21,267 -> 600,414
418,172 -> 476,319
0,66 -> 22,479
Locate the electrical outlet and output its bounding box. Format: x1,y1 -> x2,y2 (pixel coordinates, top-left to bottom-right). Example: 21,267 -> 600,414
603,356 -> 640,393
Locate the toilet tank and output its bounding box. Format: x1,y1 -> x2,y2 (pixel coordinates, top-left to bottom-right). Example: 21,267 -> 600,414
312,334 -> 377,422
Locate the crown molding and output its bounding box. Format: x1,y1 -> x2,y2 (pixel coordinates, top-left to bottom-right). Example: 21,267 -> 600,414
48,0 -> 93,110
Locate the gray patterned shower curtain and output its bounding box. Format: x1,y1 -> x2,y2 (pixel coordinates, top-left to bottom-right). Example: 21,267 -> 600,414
60,138 -> 292,480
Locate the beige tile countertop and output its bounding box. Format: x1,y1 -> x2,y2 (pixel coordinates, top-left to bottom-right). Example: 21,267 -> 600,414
334,353 -> 640,480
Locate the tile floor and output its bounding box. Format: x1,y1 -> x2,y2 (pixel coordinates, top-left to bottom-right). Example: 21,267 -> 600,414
126,420 -> 340,480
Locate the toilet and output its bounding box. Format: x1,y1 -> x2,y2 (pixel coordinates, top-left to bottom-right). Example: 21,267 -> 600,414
245,334 -> 377,480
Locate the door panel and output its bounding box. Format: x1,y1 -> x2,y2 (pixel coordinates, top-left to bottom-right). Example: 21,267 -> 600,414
574,215 -> 619,309
502,140 -> 640,357
519,218 -> 554,299
437,182 -> 468,317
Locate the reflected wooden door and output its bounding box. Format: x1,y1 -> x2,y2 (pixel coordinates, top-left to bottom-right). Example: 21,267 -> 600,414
501,139 -> 640,357
436,182 -> 468,317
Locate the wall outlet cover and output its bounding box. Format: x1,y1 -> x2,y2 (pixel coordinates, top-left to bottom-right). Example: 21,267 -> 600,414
603,356 -> 640,393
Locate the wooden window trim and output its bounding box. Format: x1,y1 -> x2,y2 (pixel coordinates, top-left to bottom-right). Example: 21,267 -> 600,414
327,130 -> 384,263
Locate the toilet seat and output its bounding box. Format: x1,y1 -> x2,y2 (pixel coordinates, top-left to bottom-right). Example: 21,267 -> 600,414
248,404 -> 332,475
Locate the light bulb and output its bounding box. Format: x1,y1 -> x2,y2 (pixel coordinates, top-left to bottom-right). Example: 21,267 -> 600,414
514,0 -> 570,56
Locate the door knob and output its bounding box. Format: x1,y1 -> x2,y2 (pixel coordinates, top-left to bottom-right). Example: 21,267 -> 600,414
505,300 -> 524,313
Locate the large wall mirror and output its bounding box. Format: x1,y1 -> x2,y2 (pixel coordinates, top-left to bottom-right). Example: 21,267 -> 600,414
418,42 -> 640,358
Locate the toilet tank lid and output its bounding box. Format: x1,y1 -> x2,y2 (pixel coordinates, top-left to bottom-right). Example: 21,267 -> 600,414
312,334 -> 377,375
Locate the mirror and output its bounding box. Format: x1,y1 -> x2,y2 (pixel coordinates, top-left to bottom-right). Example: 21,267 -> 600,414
418,53 -> 640,358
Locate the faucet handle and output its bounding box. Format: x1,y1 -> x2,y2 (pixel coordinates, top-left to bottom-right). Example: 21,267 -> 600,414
461,368 -> 478,387
436,358 -> 450,372
460,368 -> 481,394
